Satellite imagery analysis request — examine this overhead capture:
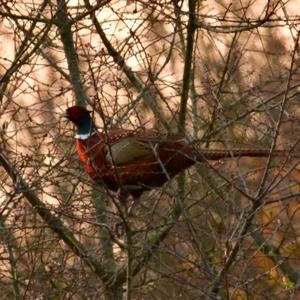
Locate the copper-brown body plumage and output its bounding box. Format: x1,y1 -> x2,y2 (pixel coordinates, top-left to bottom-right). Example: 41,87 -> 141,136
66,106 -> 288,201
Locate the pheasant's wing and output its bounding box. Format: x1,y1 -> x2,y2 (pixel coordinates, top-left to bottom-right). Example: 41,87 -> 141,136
106,137 -> 152,165
106,131 -> 186,165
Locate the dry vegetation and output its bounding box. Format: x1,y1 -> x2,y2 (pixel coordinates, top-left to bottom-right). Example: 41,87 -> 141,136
0,0 -> 300,299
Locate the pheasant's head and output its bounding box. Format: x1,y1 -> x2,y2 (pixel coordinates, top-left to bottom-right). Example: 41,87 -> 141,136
65,106 -> 91,125
65,106 -> 97,139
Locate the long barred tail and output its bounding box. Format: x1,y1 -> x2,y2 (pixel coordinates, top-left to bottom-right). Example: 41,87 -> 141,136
194,148 -> 291,162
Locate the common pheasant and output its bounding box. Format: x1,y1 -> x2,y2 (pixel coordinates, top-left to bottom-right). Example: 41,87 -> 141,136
65,106 -> 287,203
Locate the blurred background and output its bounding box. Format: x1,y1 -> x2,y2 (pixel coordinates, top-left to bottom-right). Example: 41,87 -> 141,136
0,0 -> 300,299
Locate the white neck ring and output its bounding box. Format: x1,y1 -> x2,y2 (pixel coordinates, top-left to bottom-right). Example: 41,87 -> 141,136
75,131 -> 96,140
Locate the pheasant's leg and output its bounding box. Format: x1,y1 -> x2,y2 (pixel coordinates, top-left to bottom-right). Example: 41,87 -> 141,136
117,187 -> 130,207
127,199 -> 138,217
124,187 -> 143,216
114,188 -> 130,236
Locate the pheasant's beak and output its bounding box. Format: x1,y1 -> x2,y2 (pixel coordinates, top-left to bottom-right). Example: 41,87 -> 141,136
61,111 -> 70,120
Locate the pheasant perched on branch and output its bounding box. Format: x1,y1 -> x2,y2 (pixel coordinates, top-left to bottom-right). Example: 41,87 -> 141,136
65,106 -> 288,203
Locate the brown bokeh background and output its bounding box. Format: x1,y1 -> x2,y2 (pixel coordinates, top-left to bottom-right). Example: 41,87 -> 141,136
0,1 -> 300,299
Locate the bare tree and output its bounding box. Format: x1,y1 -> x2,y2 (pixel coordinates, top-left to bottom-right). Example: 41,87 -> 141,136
0,0 -> 300,299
